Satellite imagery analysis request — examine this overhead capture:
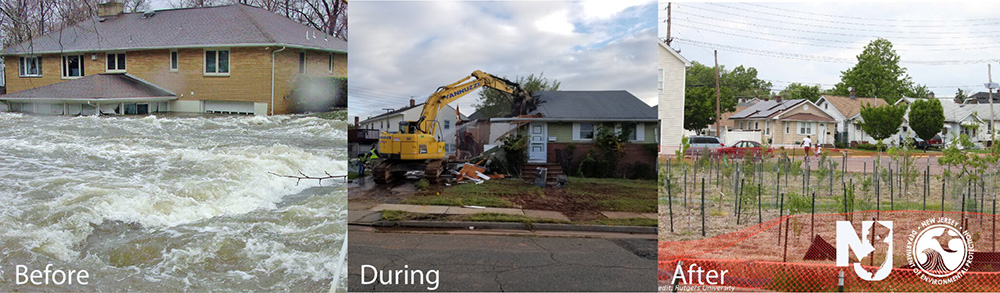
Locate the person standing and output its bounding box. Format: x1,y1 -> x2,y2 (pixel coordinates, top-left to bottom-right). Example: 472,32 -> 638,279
801,135 -> 812,161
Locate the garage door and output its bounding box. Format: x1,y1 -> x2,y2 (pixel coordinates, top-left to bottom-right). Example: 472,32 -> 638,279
204,100 -> 254,115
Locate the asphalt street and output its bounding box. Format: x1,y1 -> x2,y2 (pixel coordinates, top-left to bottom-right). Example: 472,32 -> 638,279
348,229 -> 657,291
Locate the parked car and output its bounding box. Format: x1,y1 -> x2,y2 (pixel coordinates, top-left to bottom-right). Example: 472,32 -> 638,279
900,137 -> 930,150
714,140 -> 773,158
927,134 -> 944,148
686,136 -> 725,156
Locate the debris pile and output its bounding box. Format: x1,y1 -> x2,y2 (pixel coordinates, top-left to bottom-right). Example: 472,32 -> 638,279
450,159 -> 505,184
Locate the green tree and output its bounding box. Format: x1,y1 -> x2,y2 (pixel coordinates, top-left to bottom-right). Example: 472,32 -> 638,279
683,61 -> 771,131
955,88 -> 969,103
858,103 -> 907,148
830,38 -> 926,104
473,73 -> 560,119
779,83 -> 822,102
908,98 -> 945,152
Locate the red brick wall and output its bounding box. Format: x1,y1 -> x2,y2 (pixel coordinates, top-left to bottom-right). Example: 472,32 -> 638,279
547,142 -> 657,168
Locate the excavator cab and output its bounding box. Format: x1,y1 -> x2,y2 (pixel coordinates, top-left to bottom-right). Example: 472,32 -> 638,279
398,121 -> 419,134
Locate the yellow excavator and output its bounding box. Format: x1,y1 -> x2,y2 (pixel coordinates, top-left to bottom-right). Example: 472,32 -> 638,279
373,70 -> 531,184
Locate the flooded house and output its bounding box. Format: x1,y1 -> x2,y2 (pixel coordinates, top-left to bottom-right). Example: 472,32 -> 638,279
0,1 -> 346,116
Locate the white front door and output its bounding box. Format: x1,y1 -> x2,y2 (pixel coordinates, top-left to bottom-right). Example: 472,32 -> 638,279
818,123 -> 826,144
528,123 -> 547,163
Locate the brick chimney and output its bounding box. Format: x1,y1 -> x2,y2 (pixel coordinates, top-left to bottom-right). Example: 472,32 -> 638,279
98,1 -> 125,17
775,95 -> 782,103
410,98 -> 415,107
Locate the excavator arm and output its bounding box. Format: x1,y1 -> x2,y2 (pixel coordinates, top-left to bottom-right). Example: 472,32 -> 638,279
415,70 -> 526,135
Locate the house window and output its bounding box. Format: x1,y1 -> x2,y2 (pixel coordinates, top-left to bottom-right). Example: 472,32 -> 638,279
902,126 -> 908,132
328,53 -> 334,74
798,122 -> 813,135
740,121 -> 744,129
785,123 -> 789,134
657,68 -> 664,93
574,123 -> 595,140
444,120 -> 450,130
754,122 -> 759,130
170,50 -> 178,71
62,55 -> 84,78
205,49 -> 230,75
299,52 -> 306,73
766,121 -> 770,135
106,53 -> 126,72
19,56 -> 41,77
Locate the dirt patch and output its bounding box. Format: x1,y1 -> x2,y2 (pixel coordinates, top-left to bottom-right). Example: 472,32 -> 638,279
509,187 -> 605,221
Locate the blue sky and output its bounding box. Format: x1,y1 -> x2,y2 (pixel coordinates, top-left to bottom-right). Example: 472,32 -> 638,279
348,1 -> 656,121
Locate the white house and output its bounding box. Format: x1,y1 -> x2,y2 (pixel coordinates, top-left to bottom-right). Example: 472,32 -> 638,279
814,94 -> 887,146
658,40 -> 691,155
896,97 -> 1000,147
359,98 -> 467,155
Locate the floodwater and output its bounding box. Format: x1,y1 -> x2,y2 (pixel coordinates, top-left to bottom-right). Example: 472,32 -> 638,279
0,113 -> 347,291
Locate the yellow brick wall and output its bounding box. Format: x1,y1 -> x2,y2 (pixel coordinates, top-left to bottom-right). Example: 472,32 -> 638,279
3,47 -> 346,115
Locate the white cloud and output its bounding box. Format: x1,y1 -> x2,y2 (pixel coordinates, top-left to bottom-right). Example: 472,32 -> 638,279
349,1 -> 655,119
535,10 -> 575,35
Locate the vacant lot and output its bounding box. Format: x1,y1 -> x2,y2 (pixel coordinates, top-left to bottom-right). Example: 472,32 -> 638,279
399,177 -> 657,221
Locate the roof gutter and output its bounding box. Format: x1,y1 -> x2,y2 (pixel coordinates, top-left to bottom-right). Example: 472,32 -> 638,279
271,46 -> 287,116
1,96 -> 177,103
0,43 -> 346,56
489,117 -> 659,122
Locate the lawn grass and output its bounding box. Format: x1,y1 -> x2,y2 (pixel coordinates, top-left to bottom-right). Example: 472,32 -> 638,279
402,179 -> 542,208
379,210 -> 569,224
566,177 -> 657,212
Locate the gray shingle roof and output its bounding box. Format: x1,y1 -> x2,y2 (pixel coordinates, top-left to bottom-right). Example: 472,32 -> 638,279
729,99 -> 805,119
528,90 -> 656,120
0,73 -> 176,101
1,4 -> 346,55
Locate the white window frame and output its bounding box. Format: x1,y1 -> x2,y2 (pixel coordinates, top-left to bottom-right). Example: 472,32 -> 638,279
106,52 -> 126,72
61,54 -> 85,79
443,119 -> 450,130
572,122 -> 595,141
19,56 -> 42,77
169,50 -> 178,72
798,122 -> 814,135
657,68 -> 664,93
204,49 -> 230,76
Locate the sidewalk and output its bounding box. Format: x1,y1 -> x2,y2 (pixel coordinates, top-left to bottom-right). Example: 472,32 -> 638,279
348,203 -> 657,226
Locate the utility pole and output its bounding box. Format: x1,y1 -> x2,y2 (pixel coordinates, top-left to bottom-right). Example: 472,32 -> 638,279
990,64 -> 996,148
715,50 -> 721,139
666,3 -> 672,46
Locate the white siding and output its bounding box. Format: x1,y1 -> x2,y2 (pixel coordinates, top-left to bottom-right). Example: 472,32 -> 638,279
658,42 -> 690,155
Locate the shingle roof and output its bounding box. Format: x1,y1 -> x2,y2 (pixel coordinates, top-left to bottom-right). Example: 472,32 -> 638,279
729,99 -> 805,120
821,95 -> 888,118
782,113 -> 835,122
1,4 -> 346,55
528,90 -> 656,120
897,97 -> 994,123
0,73 -> 176,101
967,92 -> 1000,104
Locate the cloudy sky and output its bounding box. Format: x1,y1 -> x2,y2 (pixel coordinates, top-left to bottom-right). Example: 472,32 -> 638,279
348,1 -> 656,121
660,2 -> 1000,99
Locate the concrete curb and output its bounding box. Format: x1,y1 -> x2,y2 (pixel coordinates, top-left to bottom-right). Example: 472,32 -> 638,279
360,220 -> 657,234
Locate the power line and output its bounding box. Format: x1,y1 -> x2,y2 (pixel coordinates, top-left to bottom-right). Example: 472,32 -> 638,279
674,38 -> 1000,65
671,5 -> 993,36
673,12 -> 1000,40
672,21 -> 1000,48
707,2 -> 1000,28
741,2 -> 1000,23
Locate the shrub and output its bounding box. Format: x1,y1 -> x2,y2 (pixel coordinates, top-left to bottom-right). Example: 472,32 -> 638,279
855,143 -> 887,151
414,179 -> 430,190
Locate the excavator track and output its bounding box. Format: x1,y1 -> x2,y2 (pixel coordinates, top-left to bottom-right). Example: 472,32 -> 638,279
372,161 -> 394,185
424,160 -> 445,184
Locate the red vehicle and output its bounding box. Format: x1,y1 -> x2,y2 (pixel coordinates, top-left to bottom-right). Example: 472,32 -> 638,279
713,140 -> 773,158
927,134 -> 944,148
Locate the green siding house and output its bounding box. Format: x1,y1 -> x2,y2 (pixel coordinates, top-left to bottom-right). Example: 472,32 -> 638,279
492,91 -> 658,166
